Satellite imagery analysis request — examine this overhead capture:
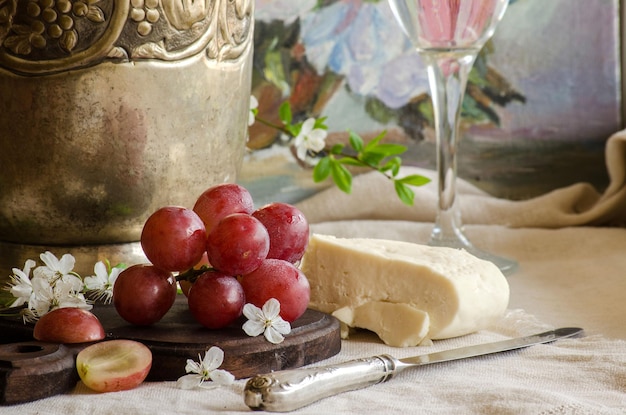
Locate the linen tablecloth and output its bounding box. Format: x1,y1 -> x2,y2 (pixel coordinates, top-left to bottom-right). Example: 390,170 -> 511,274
2,131 -> 626,414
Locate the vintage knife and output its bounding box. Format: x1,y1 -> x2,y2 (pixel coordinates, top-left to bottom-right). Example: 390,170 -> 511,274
244,327 -> 583,412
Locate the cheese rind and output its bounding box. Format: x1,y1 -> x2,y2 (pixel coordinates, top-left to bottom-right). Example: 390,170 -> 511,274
300,234 -> 509,346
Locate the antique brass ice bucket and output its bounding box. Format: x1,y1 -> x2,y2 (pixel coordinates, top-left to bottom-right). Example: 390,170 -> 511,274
0,0 -> 254,275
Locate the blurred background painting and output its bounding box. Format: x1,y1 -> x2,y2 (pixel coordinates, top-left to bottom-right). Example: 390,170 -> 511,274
240,0 -> 622,205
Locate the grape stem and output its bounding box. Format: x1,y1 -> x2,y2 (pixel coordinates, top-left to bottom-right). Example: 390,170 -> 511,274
176,266 -> 218,283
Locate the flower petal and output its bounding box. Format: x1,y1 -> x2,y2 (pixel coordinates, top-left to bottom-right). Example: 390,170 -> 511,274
210,369 -> 235,386
185,358 -> 202,374
308,129 -> 328,152
264,326 -> 286,344
23,259 -> 36,275
202,346 -> 225,371
33,265 -> 54,281
248,96 -> 258,126
243,319 -> 266,337
62,274 -> 84,292
242,303 -> 263,320
272,317 -> 292,336
176,374 -> 202,390
57,254 -> 76,275
94,261 -> 108,279
293,133 -> 304,148
262,298 -> 281,320
39,251 -> 59,271
301,117 -> 315,134
108,267 -> 122,285
295,144 -> 308,161
249,95 -> 258,110
9,284 -> 32,306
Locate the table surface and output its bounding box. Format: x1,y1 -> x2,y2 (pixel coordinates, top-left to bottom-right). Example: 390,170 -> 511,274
1,222 -> 625,415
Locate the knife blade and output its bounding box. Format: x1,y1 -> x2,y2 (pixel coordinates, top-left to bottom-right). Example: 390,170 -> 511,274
243,327 -> 583,412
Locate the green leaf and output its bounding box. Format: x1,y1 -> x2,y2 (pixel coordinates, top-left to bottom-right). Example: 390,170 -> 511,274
394,181 -> 415,206
285,123 -> 299,137
278,101 -> 292,125
358,151 -> 386,166
348,130 -> 364,152
312,157 -> 331,183
314,116 -> 329,130
330,143 -> 345,155
380,157 -> 402,175
363,131 -> 385,151
364,143 -> 407,157
336,157 -> 367,167
397,174 -> 431,187
0,290 -> 16,308
330,160 -> 353,193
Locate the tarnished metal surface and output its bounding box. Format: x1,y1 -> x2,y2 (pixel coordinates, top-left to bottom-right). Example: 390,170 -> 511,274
0,0 -> 254,273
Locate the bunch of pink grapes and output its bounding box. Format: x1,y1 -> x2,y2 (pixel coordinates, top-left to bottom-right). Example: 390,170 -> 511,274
113,183 -> 311,329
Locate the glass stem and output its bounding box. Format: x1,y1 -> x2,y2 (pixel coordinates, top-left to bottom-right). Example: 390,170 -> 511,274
424,50 -> 477,248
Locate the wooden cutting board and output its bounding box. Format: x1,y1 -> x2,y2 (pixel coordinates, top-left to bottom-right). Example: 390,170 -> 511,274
95,296 -> 342,381
0,295 -> 341,386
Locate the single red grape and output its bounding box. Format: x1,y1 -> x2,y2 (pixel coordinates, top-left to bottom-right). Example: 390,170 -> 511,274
140,206 -> 207,272
113,264 -> 177,326
252,202 -> 309,263
187,271 -> 245,329
193,183 -> 255,234
206,213 -> 270,276
240,259 -> 310,322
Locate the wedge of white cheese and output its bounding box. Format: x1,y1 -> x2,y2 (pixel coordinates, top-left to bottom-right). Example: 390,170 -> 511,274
300,234 -> 510,347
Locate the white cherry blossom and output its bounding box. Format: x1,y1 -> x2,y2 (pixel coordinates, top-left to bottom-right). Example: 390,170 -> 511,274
27,277 -> 91,320
242,298 -> 291,344
84,261 -> 122,304
7,259 -> 36,307
293,118 -> 327,161
176,346 -> 235,390
3,252 -> 92,322
33,251 -> 80,287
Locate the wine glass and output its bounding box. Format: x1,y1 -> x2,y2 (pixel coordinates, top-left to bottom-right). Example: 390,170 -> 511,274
387,0 -> 517,275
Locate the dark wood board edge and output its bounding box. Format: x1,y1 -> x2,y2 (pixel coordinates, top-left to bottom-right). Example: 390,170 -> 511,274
0,342 -> 77,405
143,311 -> 342,380
0,303 -> 343,382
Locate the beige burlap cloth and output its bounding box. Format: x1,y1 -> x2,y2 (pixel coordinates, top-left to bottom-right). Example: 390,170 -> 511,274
297,129 -> 626,228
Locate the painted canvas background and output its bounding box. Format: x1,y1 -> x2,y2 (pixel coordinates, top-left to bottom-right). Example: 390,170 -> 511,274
239,0 -> 622,205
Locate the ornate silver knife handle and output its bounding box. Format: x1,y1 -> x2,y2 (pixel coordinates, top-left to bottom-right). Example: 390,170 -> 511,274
242,327 -> 583,412
243,355 -> 398,412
